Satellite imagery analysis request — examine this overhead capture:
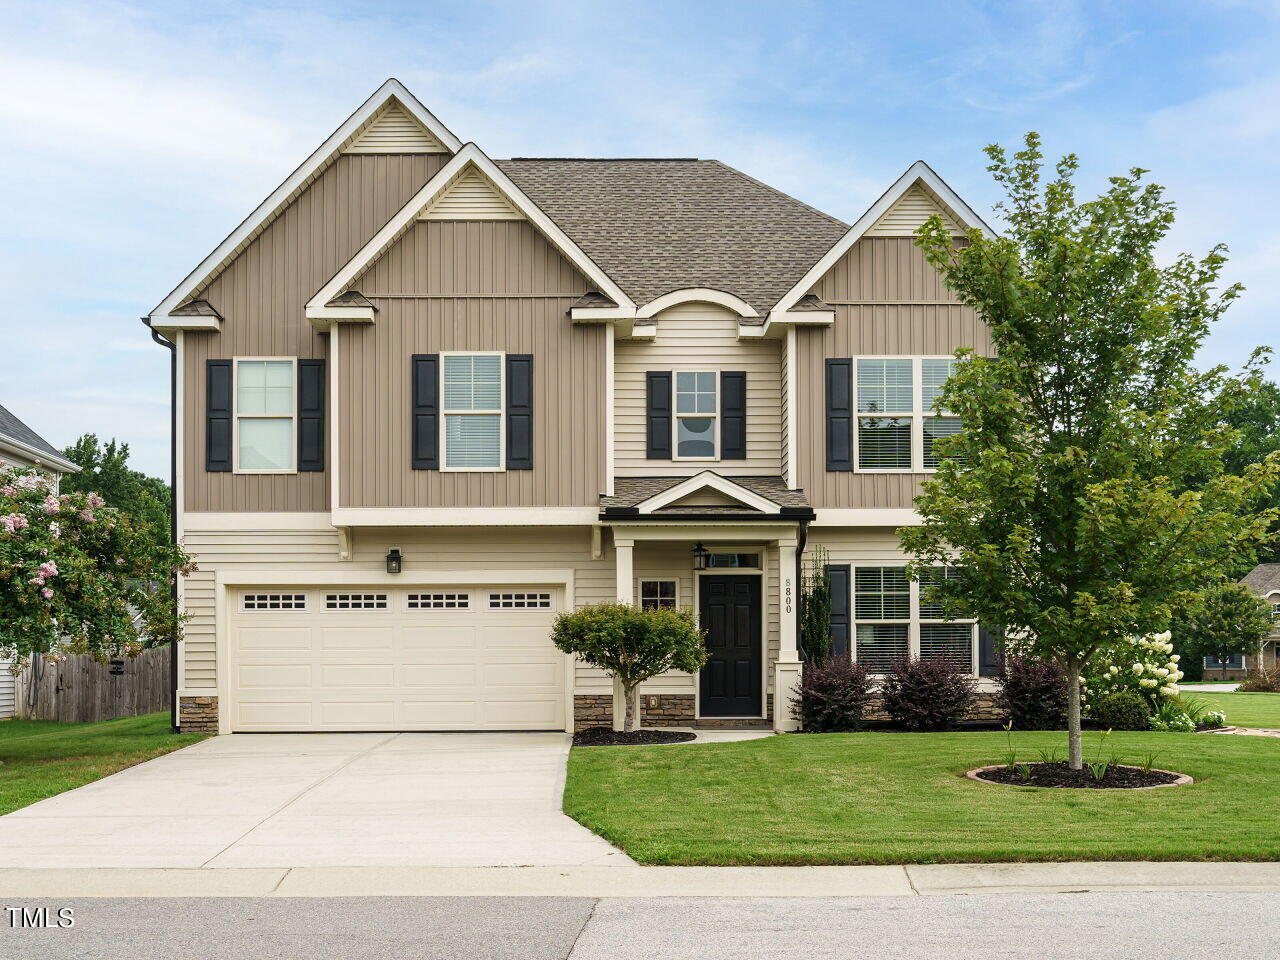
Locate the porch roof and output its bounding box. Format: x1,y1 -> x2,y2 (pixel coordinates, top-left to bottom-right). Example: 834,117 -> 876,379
600,474 -> 813,521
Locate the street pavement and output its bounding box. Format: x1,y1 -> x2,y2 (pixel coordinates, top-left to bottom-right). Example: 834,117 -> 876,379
1,893 -> 1272,960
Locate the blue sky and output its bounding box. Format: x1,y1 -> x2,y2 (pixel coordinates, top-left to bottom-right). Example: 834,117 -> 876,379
1,0 -> 1276,476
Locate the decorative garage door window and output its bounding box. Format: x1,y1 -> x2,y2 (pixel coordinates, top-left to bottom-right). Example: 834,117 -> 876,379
407,592 -> 470,609
489,591 -> 553,609
324,592 -> 389,610
242,593 -> 306,611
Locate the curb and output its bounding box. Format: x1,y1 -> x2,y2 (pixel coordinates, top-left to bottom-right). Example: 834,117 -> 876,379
965,764 -> 1194,790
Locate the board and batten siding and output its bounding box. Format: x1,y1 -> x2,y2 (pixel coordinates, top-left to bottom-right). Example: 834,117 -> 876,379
182,153 -> 448,513
615,303 -> 783,477
337,219 -> 604,507
795,237 -> 991,509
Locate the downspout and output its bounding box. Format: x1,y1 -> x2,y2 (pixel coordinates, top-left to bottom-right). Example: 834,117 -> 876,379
795,518 -> 809,661
143,318 -> 180,732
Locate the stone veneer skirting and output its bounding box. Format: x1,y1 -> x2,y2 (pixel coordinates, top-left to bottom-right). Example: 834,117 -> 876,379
178,696 -> 219,733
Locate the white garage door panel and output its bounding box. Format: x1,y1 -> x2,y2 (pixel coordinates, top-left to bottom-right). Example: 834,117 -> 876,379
229,585 -> 566,732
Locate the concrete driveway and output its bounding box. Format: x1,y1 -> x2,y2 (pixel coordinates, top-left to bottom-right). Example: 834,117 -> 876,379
0,733 -> 631,869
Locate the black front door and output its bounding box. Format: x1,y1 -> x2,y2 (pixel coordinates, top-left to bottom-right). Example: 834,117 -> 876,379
699,575 -> 762,717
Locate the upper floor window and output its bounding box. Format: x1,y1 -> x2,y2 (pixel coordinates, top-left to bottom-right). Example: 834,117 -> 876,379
855,357 -> 959,472
442,353 -> 503,471
235,358 -> 295,473
675,371 -> 718,459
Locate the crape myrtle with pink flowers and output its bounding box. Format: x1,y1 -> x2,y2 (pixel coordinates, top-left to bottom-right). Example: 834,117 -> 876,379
0,466 -> 193,668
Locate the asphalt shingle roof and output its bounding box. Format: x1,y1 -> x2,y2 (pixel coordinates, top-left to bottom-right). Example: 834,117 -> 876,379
496,159 -> 848,315
601,475 -> 809,517
0,402 -> 61,459
1243,564 -> 1280,596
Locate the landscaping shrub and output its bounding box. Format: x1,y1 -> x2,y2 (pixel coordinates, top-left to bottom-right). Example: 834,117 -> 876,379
997,656 -> 1068,729
1239,667 -> 1280,693
793,656 -> 872,732
1089,690 -> 1151,731
879,658 -> 976,731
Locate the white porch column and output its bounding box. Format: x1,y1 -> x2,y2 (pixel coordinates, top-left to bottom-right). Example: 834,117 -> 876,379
773,537 -> 802,732
612,538 -> 635,731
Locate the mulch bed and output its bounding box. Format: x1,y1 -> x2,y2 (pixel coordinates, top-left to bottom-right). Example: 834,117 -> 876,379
970,761 -> 1186,789
573,726 -> 696,747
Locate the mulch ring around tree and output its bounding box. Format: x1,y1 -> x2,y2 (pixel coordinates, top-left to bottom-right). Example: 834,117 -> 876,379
968,762 -> 1192,789
573,726 -> 697,747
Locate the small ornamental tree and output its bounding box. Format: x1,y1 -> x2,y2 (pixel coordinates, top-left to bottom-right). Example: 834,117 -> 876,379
550,602 -> 708,732
0,467 -> 193,668
799,545 -> 833,664
902,134 -> 1280,769
1171,581 -> 1274,679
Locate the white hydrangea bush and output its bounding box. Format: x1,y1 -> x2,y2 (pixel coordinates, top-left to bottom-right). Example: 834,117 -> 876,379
1086,631 -> 1183,705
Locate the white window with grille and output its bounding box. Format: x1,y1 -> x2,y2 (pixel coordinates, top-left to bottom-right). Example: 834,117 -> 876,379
441,353 -> 504,471
325,593 -> 388,610
639,580 -> 678,610
234,358 -> 296,474
407,592 -> 470,610
242,593 -> 307,611
489,591 -> 553,609
855,356 -> 961,472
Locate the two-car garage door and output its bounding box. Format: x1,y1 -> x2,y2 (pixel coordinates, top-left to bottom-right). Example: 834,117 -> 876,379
228,585 -> 565,732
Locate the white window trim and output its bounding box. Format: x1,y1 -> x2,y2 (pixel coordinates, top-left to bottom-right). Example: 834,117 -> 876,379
853,356 -> 958,474
232,356 -> 297,475
850,561 -> 979,677
638,578 -> 680,609
439,350 -> 506,473
673,369 -> 719,461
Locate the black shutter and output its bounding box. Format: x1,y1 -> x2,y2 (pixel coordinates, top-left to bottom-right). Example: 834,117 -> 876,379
828,564 -> 851,658
297,359 -> 325,472
411,354 -> 440,470
646,371 -> 672,459
506,354 -> 533,470
978,624 -> 1004,677
720,371 -> 747,460
825,358 -> 852,471
205,359 -> 232,472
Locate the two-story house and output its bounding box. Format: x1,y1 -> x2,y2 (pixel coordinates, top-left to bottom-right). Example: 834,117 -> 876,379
147,79 -> 997,735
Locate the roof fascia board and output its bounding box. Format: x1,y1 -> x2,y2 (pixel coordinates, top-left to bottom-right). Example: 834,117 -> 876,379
149,79 -> 460,323
0,435 -> 79,473
307,144 -> 635,318
149,316 -> 223,334
636,470 -> 781,515
769,161 -> 995,321
636,288 -> 760,319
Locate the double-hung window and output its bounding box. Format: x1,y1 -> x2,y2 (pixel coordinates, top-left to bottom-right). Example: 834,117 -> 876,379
235,358 -> 295,473
442,353 -> 503,471
674,371 -> 717,459
855,357 -> 960,471
853,564 -> 977,674
918,566 -> 975,672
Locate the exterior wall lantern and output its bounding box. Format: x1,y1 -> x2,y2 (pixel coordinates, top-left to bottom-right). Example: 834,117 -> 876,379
386,548 -> 403,575
691,542 -> 709,571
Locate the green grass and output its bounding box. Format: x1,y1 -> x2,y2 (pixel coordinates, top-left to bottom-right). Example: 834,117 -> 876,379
0,712 -> 207,816
1185,691 -> 1280,728
564,730 -> 1280,865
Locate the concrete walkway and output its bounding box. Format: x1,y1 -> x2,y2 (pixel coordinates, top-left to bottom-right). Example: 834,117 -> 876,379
0,732 -> 630,869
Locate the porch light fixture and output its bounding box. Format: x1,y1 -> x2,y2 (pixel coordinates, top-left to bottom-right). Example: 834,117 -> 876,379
691,542 -> 709,571
386,548 -> 403,575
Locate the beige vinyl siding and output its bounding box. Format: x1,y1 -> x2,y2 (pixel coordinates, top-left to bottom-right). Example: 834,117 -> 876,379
421,167 -> 523,220
0,660 -> 14,719
865,184 -> 964,237
183,152 -> 448,513
615,303 -> 782,477
338,220 -> 603,507
343,101 -> 448,154
796,237 -> 991,509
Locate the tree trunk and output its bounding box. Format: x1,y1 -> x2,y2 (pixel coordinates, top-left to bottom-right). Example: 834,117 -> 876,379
1066,663 -> 1083,771
624,685 -> 641,732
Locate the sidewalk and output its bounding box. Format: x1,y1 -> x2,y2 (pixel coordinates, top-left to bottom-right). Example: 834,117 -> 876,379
2,861 -> 1278,898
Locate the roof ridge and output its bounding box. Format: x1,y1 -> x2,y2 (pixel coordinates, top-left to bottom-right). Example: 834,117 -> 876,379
502,157 -> 701,162
705,159 -> 848,228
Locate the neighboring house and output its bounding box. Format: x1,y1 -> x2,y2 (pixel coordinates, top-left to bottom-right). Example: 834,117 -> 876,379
0,402 -> 77,719
1212,564 -> 1280,679
147,79 -> 999,736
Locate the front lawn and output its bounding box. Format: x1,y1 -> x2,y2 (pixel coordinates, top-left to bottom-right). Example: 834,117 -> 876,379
564,731 -> 1280,865
1187,691 -> 1280,728
0,712 -> 207,816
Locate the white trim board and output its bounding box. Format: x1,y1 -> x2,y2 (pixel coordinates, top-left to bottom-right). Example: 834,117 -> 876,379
768,160 -> 994,325
636,288 -> 759,320
330,507 -> 598,526
634,471 -> 780,515
149,79 -> 460,326
0,435 -> 79,474
306,144 -> 635,325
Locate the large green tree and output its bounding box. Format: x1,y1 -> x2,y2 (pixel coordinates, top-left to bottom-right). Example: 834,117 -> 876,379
902,134 -> 1280,769
1218,381 -> 1280,567
1170,581 -> 1273,680
61,435 -> 170,553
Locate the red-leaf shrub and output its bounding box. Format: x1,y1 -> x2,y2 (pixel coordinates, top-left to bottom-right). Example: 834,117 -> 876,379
879,658 -> 976,731
997,655 -> 1069,730
792,656 -> 873,732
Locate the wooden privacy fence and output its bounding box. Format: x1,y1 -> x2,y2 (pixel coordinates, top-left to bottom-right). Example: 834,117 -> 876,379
14,645 -> 171,723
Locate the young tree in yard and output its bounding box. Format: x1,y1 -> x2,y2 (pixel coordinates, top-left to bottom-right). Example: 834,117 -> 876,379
902,133 -> 1280,770
550,603 -> 708,732
0,467 -> 193,667
1171,581 -> 1274,680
